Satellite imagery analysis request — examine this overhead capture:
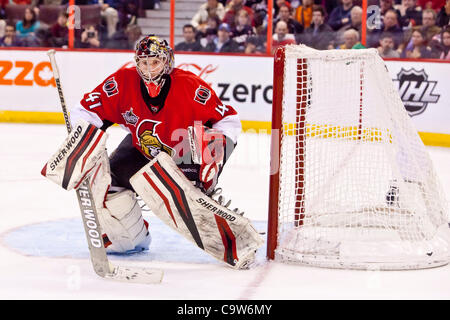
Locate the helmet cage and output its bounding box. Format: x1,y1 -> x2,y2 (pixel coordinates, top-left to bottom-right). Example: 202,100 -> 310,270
135,35 -> 174,85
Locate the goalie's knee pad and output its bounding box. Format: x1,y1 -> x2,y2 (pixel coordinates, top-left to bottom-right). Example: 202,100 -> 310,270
99,189 -> 151,253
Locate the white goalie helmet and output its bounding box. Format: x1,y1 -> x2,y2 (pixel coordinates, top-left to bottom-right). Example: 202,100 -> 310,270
135,35 -> 175,86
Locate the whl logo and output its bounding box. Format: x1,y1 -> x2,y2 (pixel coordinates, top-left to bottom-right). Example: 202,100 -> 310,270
393,68 -> 440,117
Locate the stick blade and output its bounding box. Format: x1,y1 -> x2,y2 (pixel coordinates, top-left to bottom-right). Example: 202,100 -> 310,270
105,265 -> 164,284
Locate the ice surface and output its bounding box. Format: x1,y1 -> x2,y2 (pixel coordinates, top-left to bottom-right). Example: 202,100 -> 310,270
0,123 -> 449,299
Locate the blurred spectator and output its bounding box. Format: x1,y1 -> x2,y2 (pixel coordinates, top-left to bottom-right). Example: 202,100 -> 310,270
99,0 -> 120,39
16,6 -> 40,36
420,8 -> 442,38
294,0 -> 313,28
16,6 -> 41,46
273,0 -> 290,18
417,0 -> 445,11
436,0 -> 450,26
78,24 -> 101,48
32,0 -> 63,4
272,20 -> 296,54
379,0 -> 402,20
138,0 -> 159,10
0,19 -> 4,38
196,14 -> 220,47
401,29 -> 433,57
274,3 -> 303,34
10,0 -> 32,4
125,23 -> 141,48
104,22 -> 141,49
322,0 -> 340,17
175,24 -> 203,51
403,9 -> 442,44
243,35 -> 264,53
191,0 -> 225,31
328,0 -> 354,31
248,0 -> 267,14
368,9 -> 403,48
231,9 -> 256,50
204,22 -> 240,52
335,5 -> 362,46
0,0 -> 5,37
396,0 -> 413,16
252,5 -> 267,36
60,0 -> 117,39
223,0 -> 254,28
337,28 -> 360,48
433,26 -> 450,59
377,32 -> 401,57
301,5 -> 333,49
0,22 -> 22,46
350,5 -> 363,31
117,0 -> 140,29
396,0 -> 422,28
49,11 -> 68,47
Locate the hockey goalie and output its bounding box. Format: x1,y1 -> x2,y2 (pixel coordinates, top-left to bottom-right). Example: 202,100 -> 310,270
41,35 -> 263,269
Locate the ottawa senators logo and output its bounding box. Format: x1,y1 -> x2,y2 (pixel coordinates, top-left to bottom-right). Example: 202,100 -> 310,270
136,120 -> 173,159
103,77 -> 119,97
194,85 -> 211,105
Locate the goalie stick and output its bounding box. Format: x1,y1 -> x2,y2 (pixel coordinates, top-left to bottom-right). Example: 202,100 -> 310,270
46,49 -> 163,284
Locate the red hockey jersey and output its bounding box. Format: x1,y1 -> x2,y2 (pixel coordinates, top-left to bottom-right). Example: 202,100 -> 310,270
78,66 -> 239,160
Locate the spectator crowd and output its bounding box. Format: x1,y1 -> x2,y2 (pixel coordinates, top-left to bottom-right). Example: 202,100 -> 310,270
0,0 -> 148,49
175,0 -> 450,60
0,0 -> 449,60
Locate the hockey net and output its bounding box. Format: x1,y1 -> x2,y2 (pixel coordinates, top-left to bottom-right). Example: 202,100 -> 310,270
267,45 -> 450,270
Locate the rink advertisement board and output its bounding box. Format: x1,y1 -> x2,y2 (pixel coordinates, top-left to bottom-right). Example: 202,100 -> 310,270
0,49 -> 449,146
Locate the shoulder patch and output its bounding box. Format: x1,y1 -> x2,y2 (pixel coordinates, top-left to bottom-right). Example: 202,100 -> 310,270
194,85 -> 211,105
103,77 -> 119,97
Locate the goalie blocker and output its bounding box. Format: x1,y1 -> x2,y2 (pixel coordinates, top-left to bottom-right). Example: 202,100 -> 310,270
130,152 -> 264,269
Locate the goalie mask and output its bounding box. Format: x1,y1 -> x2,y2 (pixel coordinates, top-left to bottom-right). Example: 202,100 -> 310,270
135,35 -> 174,96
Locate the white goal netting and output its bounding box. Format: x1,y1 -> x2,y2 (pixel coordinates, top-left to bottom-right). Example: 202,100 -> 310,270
274,45 -> 450,270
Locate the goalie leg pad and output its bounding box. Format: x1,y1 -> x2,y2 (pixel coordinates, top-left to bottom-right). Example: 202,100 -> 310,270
88,152 -> 151,254
130,152 -> 263,269
41,119 -> 108,191
99,190 -> 151,253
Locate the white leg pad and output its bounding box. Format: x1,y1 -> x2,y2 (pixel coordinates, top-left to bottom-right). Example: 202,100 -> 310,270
99,190 -> 151,253
89,152 -> 150,253
130,152 -> 263,269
